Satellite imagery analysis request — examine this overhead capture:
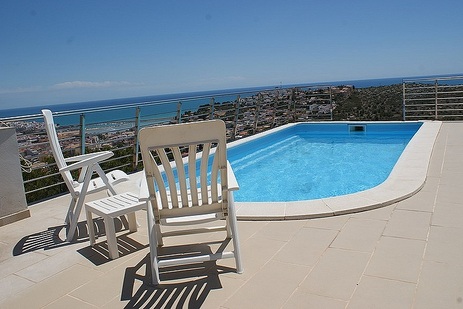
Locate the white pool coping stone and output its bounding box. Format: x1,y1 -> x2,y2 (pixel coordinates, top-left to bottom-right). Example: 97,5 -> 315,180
233,121 -> 442,220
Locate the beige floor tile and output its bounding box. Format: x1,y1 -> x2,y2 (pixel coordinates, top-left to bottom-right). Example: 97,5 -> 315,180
222,234 -> 287,280
435,183 -> 463,205
15,245 -> 89,282
350,203 -> 395,221
426,158 -> 444,177
414,260 -> 463,309
330,218 -> 386,252
348,276 -> 415,309
0,274 -> 35,302
274,227 -> 338,267
439,171 -> 463,187
364,236 -> 425,283
119,275 -> 221,308
0,241 -> 9,264
0,264 -> 103,308
223,260 -> 310,309
425,225 -> 463,264
233,220 -> 268,242
44,295 -> 98,309
0,251 -> 48,278
283,291 -> 347,309
298,248 -> 370,300
304,214 -> 349,230
432,201 -> 463,228
382,209 -> 431,240
199,275 -> 247,308
70,255 -> 150,307
253,219 -> 306,241
101,296 -> 130,309
395,189 -> 436,212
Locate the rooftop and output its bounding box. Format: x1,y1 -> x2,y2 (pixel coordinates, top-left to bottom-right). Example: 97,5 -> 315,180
1,121 -> 463,308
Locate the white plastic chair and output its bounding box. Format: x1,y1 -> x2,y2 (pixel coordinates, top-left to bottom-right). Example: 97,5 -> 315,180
42,109 -> 129,242
138,120 -> 243,285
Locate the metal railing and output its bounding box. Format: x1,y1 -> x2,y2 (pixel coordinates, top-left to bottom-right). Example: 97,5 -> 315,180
403,76 -> 463,120
1,84 -> 334,204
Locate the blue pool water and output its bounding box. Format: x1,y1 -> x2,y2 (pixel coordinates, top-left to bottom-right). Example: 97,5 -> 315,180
228,123 -> 422,202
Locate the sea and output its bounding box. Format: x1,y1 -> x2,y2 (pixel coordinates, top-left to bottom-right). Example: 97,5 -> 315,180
1,75 -> 460,125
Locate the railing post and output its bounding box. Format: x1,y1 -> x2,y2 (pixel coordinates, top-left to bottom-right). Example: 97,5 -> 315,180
209,98 -> 215,120
253,93 -> 261,134
292,88 -> 298,122
329,86 -> 333,121
80,113 -> 86,155
133,107 -> 141,170
272,90 -> 278,128
402,81 -> 406,121
177,101 -> 182,124
435,80 -> 438,120
233,96 -> 241,140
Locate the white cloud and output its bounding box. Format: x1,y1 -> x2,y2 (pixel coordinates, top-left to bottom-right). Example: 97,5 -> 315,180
51,80 -> 137,90
0,85 -> 43,95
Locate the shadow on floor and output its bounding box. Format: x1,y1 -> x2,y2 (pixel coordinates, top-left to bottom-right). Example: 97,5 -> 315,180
122,243 -> 236,308
13,217 -> 147,263
78,232 -> 148,266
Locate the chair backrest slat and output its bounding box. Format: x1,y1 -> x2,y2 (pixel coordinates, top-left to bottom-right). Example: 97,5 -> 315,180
156,147 -> 178,208
147,150 -> 168,206
210,145 -> 219,204
200,143 -> 211,204
188,144 -> 199,206
171,146 -> 188,208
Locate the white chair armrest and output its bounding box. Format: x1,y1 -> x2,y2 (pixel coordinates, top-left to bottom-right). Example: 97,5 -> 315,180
227,161 -> 239,191
138,175 -> 151,202
64,151 -> 114,163
59,151 -> 114,172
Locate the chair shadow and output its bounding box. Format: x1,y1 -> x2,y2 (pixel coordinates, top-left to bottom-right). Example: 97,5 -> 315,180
122,243 -> 236,308
13,217 -> 147,264
77,231 -> 148,266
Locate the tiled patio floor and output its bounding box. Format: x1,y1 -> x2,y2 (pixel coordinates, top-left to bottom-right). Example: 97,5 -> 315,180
1,122 -> 462,308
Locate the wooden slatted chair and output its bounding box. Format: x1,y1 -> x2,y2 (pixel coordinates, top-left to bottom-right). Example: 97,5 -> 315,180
138,120 -> 243,285
42,109 -> 129,242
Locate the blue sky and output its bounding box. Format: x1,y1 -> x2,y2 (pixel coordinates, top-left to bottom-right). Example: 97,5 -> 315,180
1,0 -> 463,108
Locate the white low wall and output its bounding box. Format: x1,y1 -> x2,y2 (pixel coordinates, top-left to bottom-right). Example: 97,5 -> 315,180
0,127 -> 30,226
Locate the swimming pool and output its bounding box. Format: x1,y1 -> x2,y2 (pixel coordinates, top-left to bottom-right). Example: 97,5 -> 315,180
228,121 -> 442,220
228,122 -> 421,202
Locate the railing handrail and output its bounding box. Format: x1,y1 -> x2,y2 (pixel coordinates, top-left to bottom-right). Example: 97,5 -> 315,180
403,75 -> 463,83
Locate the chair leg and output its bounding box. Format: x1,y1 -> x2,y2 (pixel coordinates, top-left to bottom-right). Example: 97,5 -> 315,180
66,197 -> 85,242
146,203 -> 160,284
66,197 -> 77,225
127,212 -> 138,232
86,210 -> 96,246
66,165 -> 94,242
228,192 -> 243,274
104,217 -> 119,259
155,223 -> 163,247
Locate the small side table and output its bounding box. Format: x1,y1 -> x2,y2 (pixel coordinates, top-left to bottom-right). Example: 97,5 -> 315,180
85,192 -> 146,259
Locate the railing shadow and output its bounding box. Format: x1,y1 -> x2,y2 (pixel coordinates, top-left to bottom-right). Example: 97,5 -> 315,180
122,243 -> 236,308
13,217 -> 147,264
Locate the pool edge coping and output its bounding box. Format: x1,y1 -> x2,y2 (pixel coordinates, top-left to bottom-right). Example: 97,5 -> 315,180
234,121 -> 442,220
